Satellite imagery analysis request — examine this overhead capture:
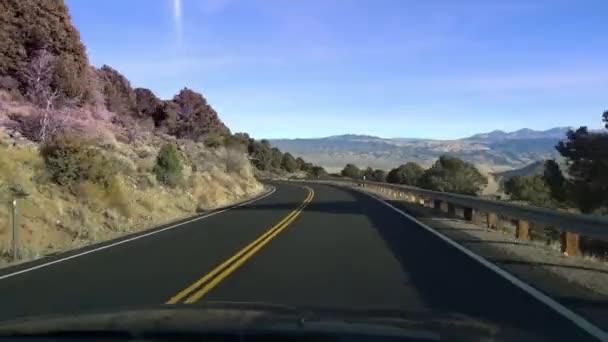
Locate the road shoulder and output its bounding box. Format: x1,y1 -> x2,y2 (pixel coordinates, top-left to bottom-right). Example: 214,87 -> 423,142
348,183 -> 608,332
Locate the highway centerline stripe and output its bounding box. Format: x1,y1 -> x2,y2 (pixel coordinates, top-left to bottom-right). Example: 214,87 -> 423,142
166,187 -> 314,305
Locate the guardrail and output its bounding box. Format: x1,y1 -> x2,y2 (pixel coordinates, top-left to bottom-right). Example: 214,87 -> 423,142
312,178 -> 608,256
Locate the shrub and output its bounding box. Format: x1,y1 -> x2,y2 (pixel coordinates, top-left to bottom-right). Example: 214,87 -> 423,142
387,162 -> 424,185
169,88 -> 230,139
341,164 -> 361,178
0,0 -> 90,101
41,136 -> 121,186
281,153 -> 298,172
504,175 -> 553,207
370,169 -> 387,182
96,65 -> 137,116
223,148 -> 248,174
419,155 -> 487,195
308,165 -> 328,178
153,143 -> 183,187
0,75 -> 19,92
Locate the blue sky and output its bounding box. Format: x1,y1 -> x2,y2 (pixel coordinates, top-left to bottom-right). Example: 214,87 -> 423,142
66,0 -> 608,139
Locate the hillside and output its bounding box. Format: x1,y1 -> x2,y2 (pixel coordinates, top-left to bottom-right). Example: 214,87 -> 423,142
270,128 -> 570,172
493,161 -> 547,184
0,0 -> 264,264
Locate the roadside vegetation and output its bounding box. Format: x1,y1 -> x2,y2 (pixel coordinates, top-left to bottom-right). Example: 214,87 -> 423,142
337,156 -> 488,196
334,110 -> 608,214
0,0 -> 322,264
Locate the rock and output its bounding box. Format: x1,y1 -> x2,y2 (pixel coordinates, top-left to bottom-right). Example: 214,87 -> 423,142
103,209 -> 119,221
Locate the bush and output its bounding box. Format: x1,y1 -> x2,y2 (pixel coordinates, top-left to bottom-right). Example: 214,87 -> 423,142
387,162 -> 424,185
223,148 -> 248,174
341,164 -> 361,178
308,165 -> 327,179
153,143 -> 183,187
281,153 -> 298,172
0,1 -> 90,102
504,175 -> 553,207
41,136 -> 121,187
419,155 -> 487,195
370,169 -> 387,182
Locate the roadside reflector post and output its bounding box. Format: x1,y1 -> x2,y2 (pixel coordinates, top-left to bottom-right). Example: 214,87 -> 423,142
487,212 -> 499,230
11,198 -> 19,261
515,219 -> 530,240
560,232 -> 580,256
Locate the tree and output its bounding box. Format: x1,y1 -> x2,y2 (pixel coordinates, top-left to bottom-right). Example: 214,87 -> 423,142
23,49 -> 58,109
308,165 -> 327,179
96,65 -> 138,116
341,164 -> 361,178
295,157 -> 305,170
270,147 -> 283,169
370,169 -> 387,182
504,175 -> 553,207
135,87 -> 162,119
0,0 -> 90,101
419,155 -> 487,195
543,159 -> 567,203
247,140 -> 272,171
362,167 -> 374,180
281,152 -> 298,172
556,126 -> 608,213
386,162 -> 424,185
170,88 -> 230,139
13,49 -> 74,142
300,162 -> 314,172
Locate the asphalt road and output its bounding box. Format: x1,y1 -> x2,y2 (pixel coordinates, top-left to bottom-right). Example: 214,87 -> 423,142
0,182 -> 604,340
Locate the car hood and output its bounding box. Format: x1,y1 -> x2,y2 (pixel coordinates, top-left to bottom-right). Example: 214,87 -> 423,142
0,301 -> 545,341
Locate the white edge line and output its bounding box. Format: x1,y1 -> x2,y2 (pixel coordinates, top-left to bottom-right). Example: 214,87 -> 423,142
0,186 -> 277,281
353,187 -> 608,342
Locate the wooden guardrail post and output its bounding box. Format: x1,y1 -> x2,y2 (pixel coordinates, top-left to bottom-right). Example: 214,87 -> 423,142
463,207 -> 483,225
560,232 -> 579,256
447,203 -> 456,218
440,201 -> 449,213
487,212 -> 499,230
433,200 -> 442,211
515,219 -> 529,241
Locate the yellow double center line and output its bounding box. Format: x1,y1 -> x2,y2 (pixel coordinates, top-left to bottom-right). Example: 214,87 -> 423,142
166,187 -> 314,304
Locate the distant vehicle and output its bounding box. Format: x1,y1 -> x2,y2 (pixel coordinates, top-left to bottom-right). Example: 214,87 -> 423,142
0,302 -> 544,341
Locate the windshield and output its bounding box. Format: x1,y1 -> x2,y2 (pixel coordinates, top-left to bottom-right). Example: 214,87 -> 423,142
0,1 -> 607,341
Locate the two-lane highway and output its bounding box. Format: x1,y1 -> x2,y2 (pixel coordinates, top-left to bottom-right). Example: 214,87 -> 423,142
0,182 -> 604,340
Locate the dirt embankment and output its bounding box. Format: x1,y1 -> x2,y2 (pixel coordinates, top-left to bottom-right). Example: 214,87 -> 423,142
0,98 -> 264,266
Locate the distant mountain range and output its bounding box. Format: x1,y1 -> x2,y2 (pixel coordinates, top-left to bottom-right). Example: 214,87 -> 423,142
269,128 -> 574,172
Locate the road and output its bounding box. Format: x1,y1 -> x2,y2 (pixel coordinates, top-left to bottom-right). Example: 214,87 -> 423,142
0,182 -> 604,340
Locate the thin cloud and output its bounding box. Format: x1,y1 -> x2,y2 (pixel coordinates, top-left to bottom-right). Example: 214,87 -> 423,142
172,0 -> 183,44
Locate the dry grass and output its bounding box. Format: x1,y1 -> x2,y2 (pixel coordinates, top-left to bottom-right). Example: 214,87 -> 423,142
0,121 -> 263,267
